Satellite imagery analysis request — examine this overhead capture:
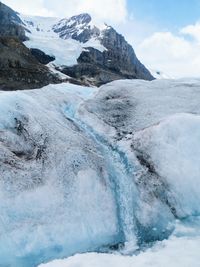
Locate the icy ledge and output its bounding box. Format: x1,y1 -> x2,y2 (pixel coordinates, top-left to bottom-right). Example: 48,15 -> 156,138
39,218 -> 200,267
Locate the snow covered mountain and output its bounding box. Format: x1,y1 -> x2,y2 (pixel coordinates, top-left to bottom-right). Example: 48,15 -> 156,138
0,2 -> 154,90
21,11 -> 154,86
52,13 -> 100,42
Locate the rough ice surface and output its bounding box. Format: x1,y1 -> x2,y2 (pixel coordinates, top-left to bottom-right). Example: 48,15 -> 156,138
79,78 -> 200,134
0,84 -> 119,267
79,78 -> 200,220
133,113 -> 200,218
1,79 -> 200,266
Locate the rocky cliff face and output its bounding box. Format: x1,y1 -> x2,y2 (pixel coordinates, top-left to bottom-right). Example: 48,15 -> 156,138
0,2 -> 27,41
0,2 -> 62,90
0,37 -> 60,90
101,27 -> 153,80
53,14 -> 154,85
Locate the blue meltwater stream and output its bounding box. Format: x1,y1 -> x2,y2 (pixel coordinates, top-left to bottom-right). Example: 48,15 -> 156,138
64,102 -> 139,252
0,88 -> 200,267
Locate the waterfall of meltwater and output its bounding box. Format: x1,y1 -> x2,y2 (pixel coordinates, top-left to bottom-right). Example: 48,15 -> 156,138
64,104 -> 139,252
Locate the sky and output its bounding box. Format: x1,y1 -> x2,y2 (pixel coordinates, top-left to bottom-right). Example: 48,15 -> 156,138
3,0 -> 200,78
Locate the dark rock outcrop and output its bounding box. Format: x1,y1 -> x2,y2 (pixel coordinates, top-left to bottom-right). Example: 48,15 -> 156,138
61,46 -> 126,86
100,27 -> 154,81
0,37 -> 60,90
62,60 -> 126,87
0,2 -> 27,41
30,48 -> 55,64
0,3 -> 62,90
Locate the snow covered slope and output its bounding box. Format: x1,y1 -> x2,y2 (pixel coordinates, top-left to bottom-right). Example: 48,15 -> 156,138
1,79 -> 200,267
20,15 -> 106,66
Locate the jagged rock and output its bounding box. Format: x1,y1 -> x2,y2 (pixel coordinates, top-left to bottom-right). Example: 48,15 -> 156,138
61,57 -> 125,87
0,37 -> 61,90
30,48 -> 55,64
0,4 -> 61,90
0,2 -> 27,41
100,27 -> 154,80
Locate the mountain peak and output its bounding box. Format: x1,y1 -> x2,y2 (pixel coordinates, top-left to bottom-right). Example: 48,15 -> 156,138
57,13 -> 92,28
53,12 -> 98,43
68,13 -> 92,24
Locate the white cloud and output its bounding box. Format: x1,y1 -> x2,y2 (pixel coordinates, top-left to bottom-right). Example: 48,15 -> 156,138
181,22 -> 200,43
136,24 -> 200,78
116,15 -> 158,46
2,0 -> 127,24
2,0 -> 54,16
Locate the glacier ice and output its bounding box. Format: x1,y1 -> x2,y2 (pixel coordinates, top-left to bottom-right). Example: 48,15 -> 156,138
0,84 -> 119,266
1,79 -> 200,266
133,113 -> 200,218
77,78 -> 200,236
38,217 -> 200,267
64,101 -> 139,250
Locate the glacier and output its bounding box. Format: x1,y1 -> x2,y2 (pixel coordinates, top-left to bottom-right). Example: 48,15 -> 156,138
0,79 -> 200,266
20,15 -> 106,66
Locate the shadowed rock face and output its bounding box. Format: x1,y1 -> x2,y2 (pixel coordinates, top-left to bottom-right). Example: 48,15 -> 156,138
0,37 -> 60,90
100,27 -> 154,81
30,48 -> 56,64
0,2 -> 27,41
0,3 -> 63,90
61,47 -> 125,86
